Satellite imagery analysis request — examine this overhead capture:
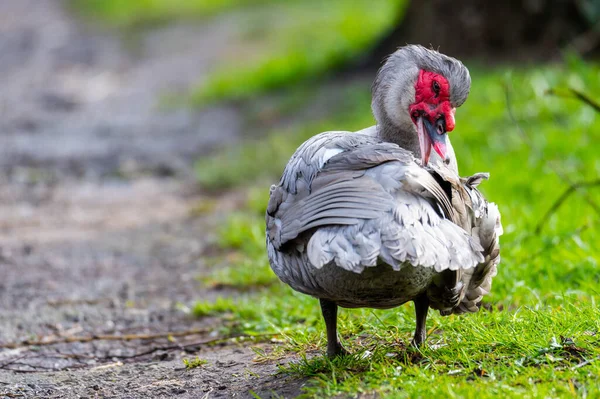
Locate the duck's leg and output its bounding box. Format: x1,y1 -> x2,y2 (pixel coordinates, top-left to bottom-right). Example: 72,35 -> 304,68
411,294 -> 429,347
319,299 -> 347,357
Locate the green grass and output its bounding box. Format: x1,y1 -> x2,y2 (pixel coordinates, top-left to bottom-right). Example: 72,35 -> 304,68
193,59 -> 600,397
70,0 -> 270,27
201,207 -> 276,289
190,0 -> 404,105
192,287 -> 600,397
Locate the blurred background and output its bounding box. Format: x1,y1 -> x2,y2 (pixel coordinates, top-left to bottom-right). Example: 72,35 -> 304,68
0,0 -> 599,397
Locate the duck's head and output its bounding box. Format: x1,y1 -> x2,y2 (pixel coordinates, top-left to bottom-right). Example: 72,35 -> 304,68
372,45 -> 470,165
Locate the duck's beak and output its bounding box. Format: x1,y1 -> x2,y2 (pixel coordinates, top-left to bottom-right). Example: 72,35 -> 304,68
416,116 -> 448,165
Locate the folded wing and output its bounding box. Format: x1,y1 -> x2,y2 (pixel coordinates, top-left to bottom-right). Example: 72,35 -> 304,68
266,132 -> 484,275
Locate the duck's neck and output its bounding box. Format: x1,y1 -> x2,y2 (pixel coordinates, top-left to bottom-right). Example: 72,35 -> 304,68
375,119 -> 420,157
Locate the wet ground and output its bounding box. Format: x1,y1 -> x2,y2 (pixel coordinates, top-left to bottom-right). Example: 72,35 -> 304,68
0,1 -> 303,397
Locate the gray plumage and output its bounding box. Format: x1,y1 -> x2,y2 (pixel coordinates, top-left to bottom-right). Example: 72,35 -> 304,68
265,45 -> 501,356
444,172 -> 503,314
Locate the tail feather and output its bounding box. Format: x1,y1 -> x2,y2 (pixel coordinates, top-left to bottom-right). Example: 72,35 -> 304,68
452,200 -> 502,314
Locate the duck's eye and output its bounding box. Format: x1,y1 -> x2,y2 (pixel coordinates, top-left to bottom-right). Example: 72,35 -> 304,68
432,81 -> 440,97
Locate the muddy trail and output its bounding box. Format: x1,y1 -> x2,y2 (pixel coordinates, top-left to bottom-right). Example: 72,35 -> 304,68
0,1 -> 303,398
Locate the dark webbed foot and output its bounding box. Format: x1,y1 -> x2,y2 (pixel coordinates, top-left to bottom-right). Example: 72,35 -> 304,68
319,299 -> 348,357
411,295 -> 429,348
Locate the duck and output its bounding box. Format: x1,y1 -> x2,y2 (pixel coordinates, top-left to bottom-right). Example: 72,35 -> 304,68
265,45 -> 502,357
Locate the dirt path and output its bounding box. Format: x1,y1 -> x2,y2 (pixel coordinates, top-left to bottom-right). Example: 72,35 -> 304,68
0,1 -> 302,397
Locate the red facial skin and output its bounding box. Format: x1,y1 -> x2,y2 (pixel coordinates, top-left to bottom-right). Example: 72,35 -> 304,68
408,70 -> 455,163
409,70 -> 455,132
